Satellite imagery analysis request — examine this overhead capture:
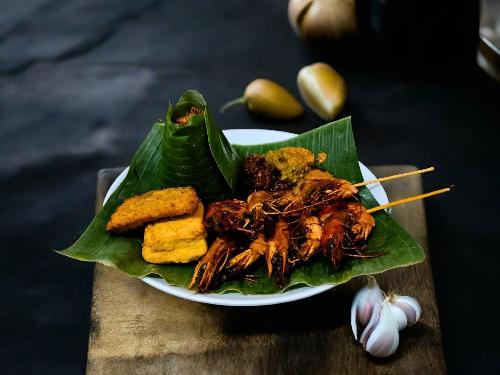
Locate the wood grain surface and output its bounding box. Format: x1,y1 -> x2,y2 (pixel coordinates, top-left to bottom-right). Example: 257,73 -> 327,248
87,166 -> 446,375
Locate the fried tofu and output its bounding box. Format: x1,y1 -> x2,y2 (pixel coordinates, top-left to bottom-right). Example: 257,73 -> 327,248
106,187 -> 198,233
142,203 -> 207,264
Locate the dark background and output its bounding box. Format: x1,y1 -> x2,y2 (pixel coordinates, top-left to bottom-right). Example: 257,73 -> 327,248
1,0 -> 499,373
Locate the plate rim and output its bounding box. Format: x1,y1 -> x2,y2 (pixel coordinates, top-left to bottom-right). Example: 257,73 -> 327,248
103,128 -> 389,306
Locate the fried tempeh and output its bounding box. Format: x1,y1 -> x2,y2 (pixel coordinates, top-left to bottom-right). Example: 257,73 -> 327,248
142,203 -> 207,264
106,187 -> 199,233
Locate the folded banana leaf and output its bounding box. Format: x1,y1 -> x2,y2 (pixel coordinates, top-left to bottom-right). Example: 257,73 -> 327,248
164,90 -> 241,201
58,90 -> 424,294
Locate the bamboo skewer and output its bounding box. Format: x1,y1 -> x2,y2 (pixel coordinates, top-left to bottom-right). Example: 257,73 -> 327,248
263,166 -> 448,216
354,167 -> 435,188
366,187 -> 452,214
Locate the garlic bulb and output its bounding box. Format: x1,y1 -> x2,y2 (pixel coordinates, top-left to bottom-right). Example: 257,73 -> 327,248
350,276 -> 384,340
390,294 -> 422,327
351,278 -> 423,357
220,79 -> 303,120
360,299 -> 400,358
297,62 -> 347,121
288,0 -> 357,41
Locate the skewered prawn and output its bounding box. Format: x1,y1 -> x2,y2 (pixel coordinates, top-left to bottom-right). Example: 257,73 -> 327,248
204,199 -> 248,234
318,202 -> 377,267
267,191 -> 303,218
318,202 -> 346,222
266,220 -> 290,285
346,203 -> 376,242
321,202 -> 376,241
187,160 -> 449,292
292,216 -> 323,262
226,234 -> 268,275
320,207 -> 349,268
269,191 -> 302,211
299,178 -> 358,206
247,191 -> 271,214
189,236 -> 237,292
246,191 -> 271,231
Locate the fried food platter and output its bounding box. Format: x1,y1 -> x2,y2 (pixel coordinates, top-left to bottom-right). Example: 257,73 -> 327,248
103,129 -> 390,306
59,90 -> 441,306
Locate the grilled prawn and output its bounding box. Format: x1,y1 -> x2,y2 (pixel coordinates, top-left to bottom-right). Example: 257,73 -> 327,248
266,220 -> 290,285
320,207 -> 349,268
318,202 -> 376,267
226,234 -> 268,275
292,216 -> 323,262
246,191 -> 272,231
205,199 -> 248,234
267,191 -> 303,217
299,178 -> 358,206
346,202 -> 376,242
189,236 -> 237,292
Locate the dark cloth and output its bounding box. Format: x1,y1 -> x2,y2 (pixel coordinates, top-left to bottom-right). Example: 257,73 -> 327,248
1,1 -> 498,373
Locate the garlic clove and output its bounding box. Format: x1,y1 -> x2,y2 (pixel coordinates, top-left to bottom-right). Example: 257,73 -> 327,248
356,282 -> 384,326
288,0 -> 314,36
301,0 -> 357,40
363,300 -> 400,357
288,0 -> 357,41
392,295 -> 422,326
351,276 -> 384,340
388,304 -> 408,331
350,292 -> 362,338
359,298 -> 381,346
297,62 -> 347,121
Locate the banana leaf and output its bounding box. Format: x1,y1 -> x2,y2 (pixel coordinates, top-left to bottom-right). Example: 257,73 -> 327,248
58,91 -> 424,295
164,90 -> 241,201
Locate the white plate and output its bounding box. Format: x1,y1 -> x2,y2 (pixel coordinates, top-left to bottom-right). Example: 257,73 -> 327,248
104,129 -> 389,306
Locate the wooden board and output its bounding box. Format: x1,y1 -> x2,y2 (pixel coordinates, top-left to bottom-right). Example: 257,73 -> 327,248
87,166 -> 446,375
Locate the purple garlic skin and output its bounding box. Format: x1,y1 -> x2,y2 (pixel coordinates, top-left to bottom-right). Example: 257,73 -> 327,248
351,277 -> 423,358
351,277 -> 384,340
362,300 -> 400,357
391,295 -> 422,326
388,303 -> 408,331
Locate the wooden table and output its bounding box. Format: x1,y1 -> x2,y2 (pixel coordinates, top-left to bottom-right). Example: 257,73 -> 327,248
87,165 -> 447,374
